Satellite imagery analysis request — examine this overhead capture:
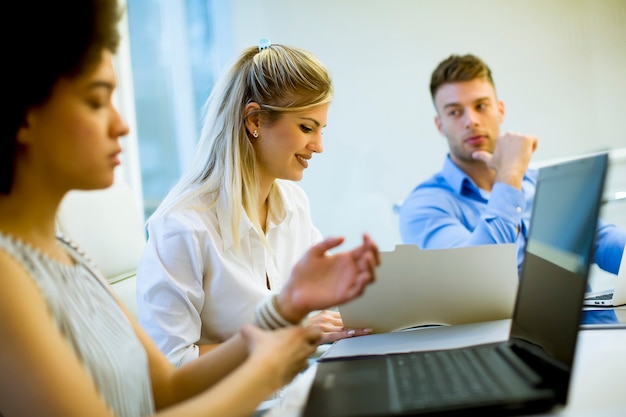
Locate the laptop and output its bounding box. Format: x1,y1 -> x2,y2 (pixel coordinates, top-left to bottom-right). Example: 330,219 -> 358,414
302,152 -> 608,417
583,246 -> 626,307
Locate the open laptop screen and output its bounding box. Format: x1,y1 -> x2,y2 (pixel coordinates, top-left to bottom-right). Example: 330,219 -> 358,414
511,153 -> 608,367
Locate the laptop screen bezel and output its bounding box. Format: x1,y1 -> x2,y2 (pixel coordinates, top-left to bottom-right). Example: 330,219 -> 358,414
509,152 -> 608,402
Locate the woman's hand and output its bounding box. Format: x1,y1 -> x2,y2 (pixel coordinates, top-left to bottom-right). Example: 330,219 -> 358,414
277,233 -> 380,324
241,324 -> 321,390
304,310 -> 372,344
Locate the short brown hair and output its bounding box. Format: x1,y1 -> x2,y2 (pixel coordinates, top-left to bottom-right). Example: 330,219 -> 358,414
429,54 -> 495,100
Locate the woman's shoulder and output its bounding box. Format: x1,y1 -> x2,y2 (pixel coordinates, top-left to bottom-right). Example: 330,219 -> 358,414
0,240 -> 30,284
147,203 -> 219,237
0,232 -> 46,275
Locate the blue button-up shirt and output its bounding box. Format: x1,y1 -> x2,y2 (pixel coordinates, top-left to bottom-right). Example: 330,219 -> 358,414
399,155 -> 626,275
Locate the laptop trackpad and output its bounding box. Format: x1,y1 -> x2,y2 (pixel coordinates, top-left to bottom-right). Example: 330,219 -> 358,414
304,358 -> 390,417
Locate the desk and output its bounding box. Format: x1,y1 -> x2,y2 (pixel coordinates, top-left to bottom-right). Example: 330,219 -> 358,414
263,317 -> 626,417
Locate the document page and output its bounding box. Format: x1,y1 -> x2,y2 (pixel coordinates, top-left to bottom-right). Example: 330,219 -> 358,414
320,319 -> 511,360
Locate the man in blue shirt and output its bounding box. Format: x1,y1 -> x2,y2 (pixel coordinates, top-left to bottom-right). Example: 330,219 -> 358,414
398,54 -> 625,275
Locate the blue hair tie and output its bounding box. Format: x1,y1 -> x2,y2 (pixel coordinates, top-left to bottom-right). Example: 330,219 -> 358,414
258,38 -> 272,52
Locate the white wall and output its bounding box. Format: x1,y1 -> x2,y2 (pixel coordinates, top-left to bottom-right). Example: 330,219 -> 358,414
113,0 -> 145,224
213,0 -> 626,251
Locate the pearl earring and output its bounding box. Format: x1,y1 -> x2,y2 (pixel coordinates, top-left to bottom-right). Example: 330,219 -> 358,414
252,130 -> 259,138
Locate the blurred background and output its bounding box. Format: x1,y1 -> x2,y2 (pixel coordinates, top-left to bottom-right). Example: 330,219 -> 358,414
113,0 -> 626,262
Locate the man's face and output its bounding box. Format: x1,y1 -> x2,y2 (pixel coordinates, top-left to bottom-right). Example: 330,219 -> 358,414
433,78 -> 504,165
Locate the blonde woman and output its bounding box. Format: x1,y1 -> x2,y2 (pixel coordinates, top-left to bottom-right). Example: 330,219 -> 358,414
137,40 -> 372,367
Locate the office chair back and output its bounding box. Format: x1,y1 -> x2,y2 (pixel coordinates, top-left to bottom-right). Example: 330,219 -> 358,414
56,182 -> 146,318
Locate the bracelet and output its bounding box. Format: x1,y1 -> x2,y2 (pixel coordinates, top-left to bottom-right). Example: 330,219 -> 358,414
255,294 -> 296,330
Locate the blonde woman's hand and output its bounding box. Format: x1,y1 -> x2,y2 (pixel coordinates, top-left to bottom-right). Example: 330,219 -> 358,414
277,233 -> 380,324
304,310 -> 372,344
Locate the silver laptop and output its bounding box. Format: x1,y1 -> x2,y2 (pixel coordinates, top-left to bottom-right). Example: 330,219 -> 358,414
302,152 -> 608,417
584,247 -> 626,307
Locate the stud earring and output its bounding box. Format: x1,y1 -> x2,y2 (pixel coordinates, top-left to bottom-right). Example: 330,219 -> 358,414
252,130 -> 259,138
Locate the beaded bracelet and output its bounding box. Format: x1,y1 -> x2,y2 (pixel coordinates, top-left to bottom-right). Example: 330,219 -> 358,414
255,294 -> 297,330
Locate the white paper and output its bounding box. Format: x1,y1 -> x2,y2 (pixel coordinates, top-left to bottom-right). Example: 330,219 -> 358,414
321,319 -> 511,360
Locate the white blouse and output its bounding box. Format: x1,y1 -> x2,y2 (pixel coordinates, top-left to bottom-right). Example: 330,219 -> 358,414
136,180 -> 322,367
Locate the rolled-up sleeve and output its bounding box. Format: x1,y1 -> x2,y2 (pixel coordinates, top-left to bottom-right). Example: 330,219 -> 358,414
136,214 -> 205,367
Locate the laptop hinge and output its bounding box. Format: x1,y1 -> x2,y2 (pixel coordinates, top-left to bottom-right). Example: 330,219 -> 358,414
496,344 -> 542,386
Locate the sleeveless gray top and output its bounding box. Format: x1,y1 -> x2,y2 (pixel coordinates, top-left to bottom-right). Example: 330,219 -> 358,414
0,233 -> 155,417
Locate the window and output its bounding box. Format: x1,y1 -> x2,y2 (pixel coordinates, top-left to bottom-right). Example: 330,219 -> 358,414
126,0 -> 223,219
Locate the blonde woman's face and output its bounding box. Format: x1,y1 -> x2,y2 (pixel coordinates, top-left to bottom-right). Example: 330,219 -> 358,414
253,103 -> 329,185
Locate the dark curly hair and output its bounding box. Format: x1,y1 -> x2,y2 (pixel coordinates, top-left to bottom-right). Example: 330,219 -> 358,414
2,0 -> 123,194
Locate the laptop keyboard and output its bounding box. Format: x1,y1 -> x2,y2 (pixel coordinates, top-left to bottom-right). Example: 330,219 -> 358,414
390,348 -> 506,409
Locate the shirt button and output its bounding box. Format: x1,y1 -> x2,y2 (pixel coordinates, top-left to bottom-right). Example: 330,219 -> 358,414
516,206 -> 522,213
